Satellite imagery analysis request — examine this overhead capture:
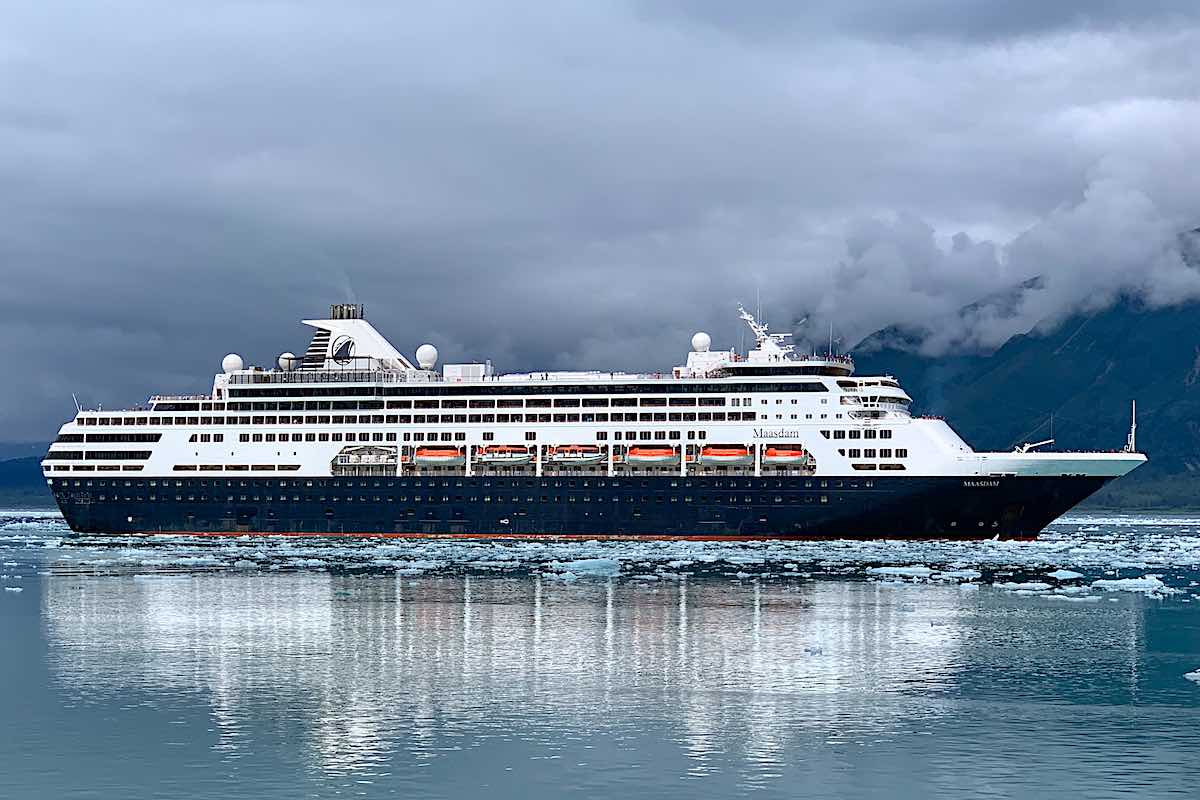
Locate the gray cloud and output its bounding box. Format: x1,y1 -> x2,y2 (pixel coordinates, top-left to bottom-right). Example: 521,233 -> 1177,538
1,1 -> 1199,439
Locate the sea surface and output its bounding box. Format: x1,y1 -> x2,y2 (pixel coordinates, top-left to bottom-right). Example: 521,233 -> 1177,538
1,510 -> 1199,799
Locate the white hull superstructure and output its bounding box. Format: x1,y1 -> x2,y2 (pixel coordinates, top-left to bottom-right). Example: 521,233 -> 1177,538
44,303 -> 1145,539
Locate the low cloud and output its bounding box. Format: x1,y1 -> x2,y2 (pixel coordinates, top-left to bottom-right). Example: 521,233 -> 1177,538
1,2 -> 1199,438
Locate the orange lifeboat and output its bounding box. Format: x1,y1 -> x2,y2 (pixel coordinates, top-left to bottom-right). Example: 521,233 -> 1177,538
762,445 -> 807,466
413,445 -> 465,466
547,444 -> 605,465
476,444 -> 533,465
625,445 -> 679,465
698,444 -> 753,466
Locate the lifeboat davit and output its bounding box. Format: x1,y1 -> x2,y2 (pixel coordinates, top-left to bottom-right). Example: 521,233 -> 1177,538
625,445 -> 679,465
547,444 -> 605,465
414,446 -> 465,466
698,444 -> 753,466
475,444 -> 533,465
762,445 -> 807,466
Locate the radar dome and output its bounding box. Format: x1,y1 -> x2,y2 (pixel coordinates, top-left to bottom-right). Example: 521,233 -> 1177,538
416,343 -> 439,370
691,331 -> 711,352
277,352 -> 299,371
221,353 -> 244,374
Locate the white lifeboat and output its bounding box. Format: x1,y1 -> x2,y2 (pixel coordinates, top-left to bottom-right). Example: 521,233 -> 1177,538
761,445 -> 808,466
546,444 -> 605,465
414,446 -> 465,466
698,444 -> 753,466
625,445 -> 679,465
476,444 -> 533,465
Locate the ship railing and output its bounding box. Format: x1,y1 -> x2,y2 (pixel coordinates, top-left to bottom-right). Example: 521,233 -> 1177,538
228,369 -> 414,385
150,394 -> 211,402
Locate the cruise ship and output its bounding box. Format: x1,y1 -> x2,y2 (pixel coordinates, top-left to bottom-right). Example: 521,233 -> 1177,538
44,304 -> 1145,539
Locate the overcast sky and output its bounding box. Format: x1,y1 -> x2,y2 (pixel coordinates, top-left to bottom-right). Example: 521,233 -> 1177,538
2,1 -> 1199,441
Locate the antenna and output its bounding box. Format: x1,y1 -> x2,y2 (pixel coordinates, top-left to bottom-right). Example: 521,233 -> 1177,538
1125,400 -> 1137,452
71,393 -> 81,413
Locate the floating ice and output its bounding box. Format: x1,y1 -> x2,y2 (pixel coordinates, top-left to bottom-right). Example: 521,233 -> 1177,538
3,586 -> 22,593
1047,569 -> 1084,580
550,558 -> 621,578
993,581 -> 1053,592
3,511 -> 1200,593
866,566 -> 934,577
1091,574 -> 1179,596
937,569 -> 982,580
1185,670 -> 1200,684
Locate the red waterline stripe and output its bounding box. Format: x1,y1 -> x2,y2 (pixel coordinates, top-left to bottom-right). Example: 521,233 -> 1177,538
86,530 -> 1034,542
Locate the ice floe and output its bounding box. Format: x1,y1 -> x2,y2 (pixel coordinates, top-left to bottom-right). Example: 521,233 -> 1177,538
2,511 -> 1199,597
1046,569 -> 1084,580
1090,575 -> 1179,596
993,581 -> 1053,592
1185,670 -> 1200,685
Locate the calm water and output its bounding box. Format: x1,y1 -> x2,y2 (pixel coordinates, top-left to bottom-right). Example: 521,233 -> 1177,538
2,511 -> 1199,799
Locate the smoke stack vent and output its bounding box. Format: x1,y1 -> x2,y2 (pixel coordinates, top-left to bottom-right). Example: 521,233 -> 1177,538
330,303 -> 364,320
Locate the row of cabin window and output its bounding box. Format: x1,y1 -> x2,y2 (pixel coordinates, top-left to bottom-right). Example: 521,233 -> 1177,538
160,396 -> 731,412
820,429 -> 894,440
55,433 -> 161,443
42,450 -> 152,460
59,477 -> 860,489
84,411 -> 759,427
171,464 -> 301,472
228,429 -> 711,444
226,382 -> 830,398
836,448 -> 908,458
83,492 -> 835,506
224,396 -> 728,411
55,464 -> 143,471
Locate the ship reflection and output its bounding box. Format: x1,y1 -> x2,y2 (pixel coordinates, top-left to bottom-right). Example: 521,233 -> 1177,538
43,573 -> 974,778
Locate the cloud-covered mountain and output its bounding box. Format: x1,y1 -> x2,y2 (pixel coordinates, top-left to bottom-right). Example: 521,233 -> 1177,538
3,3 -> 1200,442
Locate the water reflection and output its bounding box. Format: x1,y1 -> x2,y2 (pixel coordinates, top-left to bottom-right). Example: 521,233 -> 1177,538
43,574 -> 978,775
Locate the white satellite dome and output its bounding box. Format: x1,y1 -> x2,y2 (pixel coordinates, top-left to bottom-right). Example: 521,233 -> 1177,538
416,343 -> 439,370
277,352 -> 299,371
221,353 -> 244,374
691,331 -> 712,352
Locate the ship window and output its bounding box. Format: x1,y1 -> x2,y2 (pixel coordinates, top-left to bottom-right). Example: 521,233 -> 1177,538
669,431 -> 680,440
596,432 -> 607,440
819,430 -> 830,439
880,463 -> 906,470
525,432 -> 537,441
239,434 -> 250,442
896,448 -> 908,458
849,449 -> 861,458
849,430 -> 861,439
880,430 -> 893,439
373,433 -> 383,442
880,448 -> 892,458
864,449 -> 876,458
864,429 -> 877,439
832,430 -> 846,440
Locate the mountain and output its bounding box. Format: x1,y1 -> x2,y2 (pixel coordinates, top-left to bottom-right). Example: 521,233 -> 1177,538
0,457 -> 53,507
853,299 -> 1200,507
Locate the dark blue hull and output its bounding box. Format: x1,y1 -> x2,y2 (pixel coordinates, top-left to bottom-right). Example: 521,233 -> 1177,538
49,473 -> 1110,540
